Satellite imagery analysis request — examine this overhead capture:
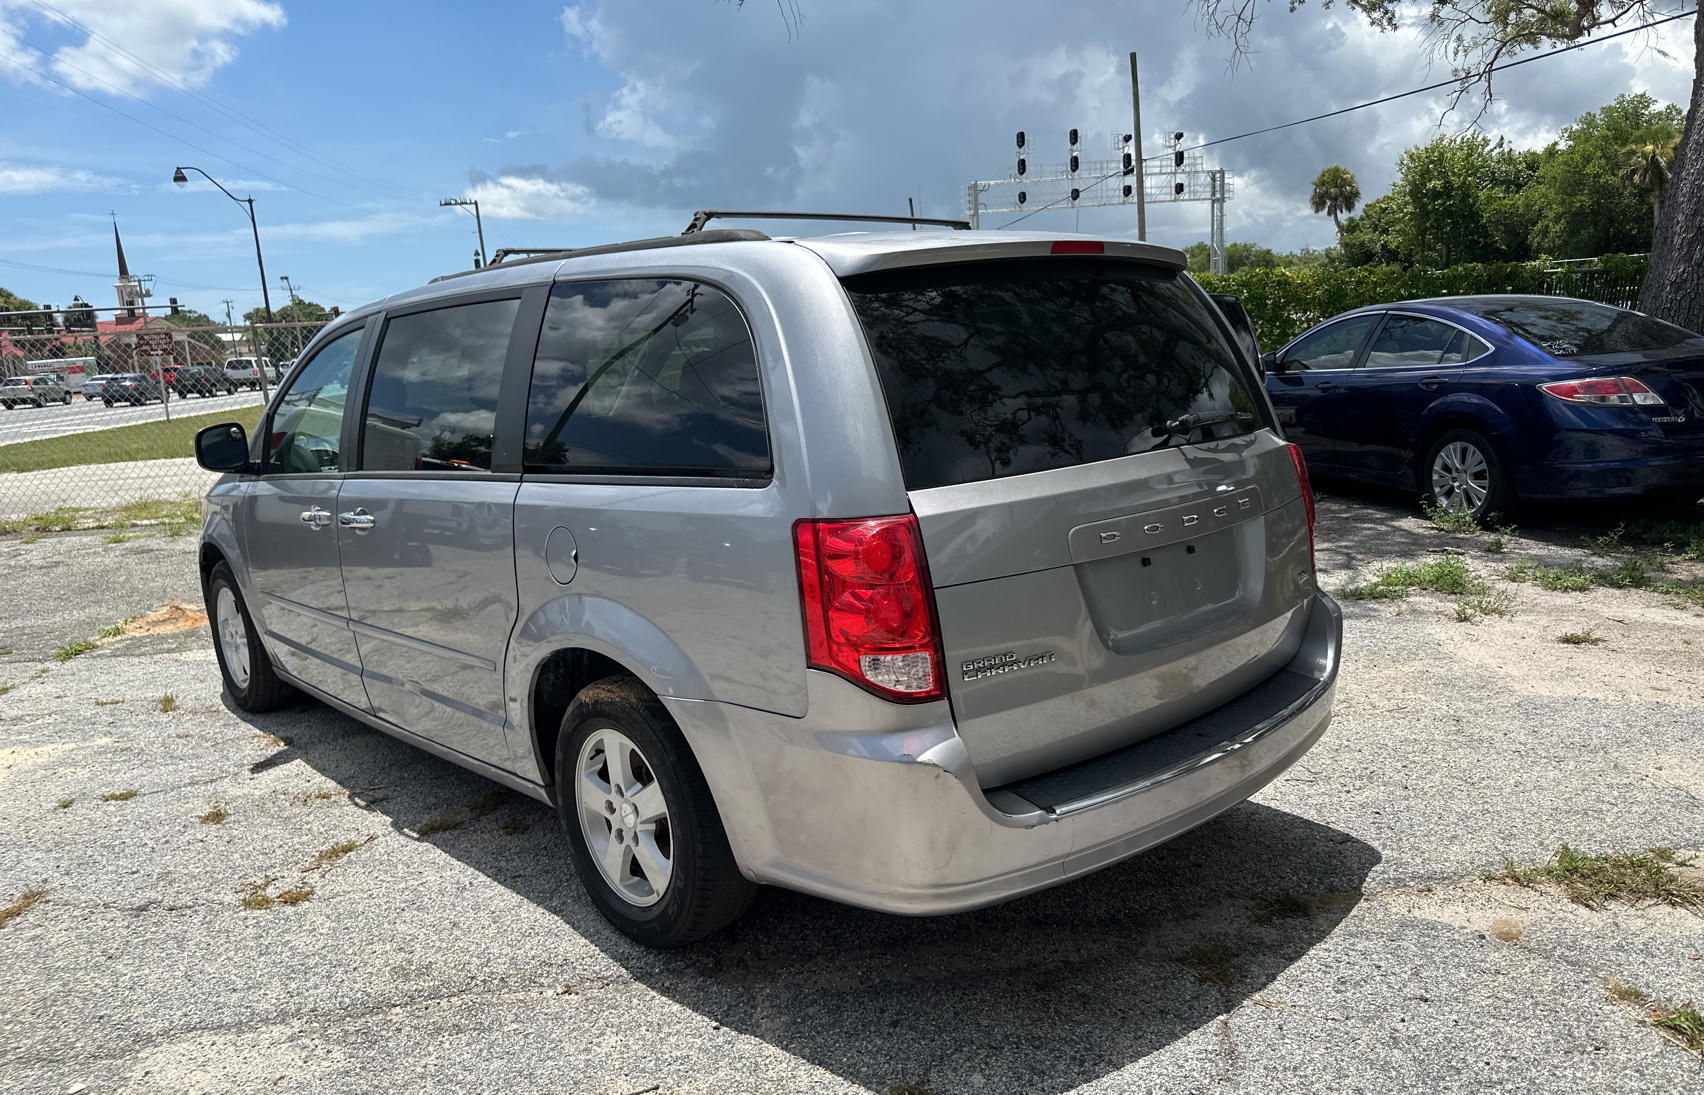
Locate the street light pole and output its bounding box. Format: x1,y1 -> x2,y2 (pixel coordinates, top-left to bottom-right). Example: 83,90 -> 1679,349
440,198 -> 486,267
175,165 -> 273,399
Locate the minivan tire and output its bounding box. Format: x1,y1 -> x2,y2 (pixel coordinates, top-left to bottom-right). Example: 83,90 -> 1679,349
206,561 -> 301,712
1423,427 -> 1512,523
555,675 -> 756,947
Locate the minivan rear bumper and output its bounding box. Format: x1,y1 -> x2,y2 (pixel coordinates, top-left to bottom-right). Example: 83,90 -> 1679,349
664,590 -> 1341,916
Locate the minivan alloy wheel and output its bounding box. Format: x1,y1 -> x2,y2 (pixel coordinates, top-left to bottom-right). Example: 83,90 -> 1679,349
575,726 -> 672,907
214,585 -> 251,690
1431,440 -> 1489,513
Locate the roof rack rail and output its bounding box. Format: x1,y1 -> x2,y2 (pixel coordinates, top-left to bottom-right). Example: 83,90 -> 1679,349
683,210 -> 972,234
430,228 -> 771,283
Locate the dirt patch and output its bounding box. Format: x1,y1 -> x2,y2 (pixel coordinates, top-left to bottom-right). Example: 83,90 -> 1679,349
122,600 -> 208,637
0,743 -> 74,781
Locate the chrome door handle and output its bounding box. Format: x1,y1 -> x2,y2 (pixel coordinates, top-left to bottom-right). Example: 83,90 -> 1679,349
299,506 -> 332,529
338,509 -> 375,531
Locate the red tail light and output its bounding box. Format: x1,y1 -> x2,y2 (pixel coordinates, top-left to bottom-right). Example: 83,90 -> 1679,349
1050,240 -> 1104,254
1286,442 -> 1316,573
794,515 -> 945,702
1539,376 -> 1667,407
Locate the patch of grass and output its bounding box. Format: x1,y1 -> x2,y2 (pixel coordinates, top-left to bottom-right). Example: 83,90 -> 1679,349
94,698 -> 120,706
237,875 -> 311,909
498,818 -> 530,837
1177,944 -> 1243,989
0,647 -> 13,655
96,621 -> 127,640
19,534 -> 38,544
51,639 -> 97,662
1454,586 -> 1515,622
1606,979 -> 1704,1059
1251,892 -> 1315,924
274,885 -> 314,906
54,798 -> 73,809
1596,556 -> 1653,588
1557,629 -> 1604,645
1485,845 -> 1704,911
1343,555 -> 1479,601
253,733 -> 292,748
102,531 -> 134,545
1482,534 -> 1506,554
1621,517 -> 1704,560
1588,524 -> 1627,556
197,805 -> 228,825
307,836 -> 372,870
0,684 -> 13,697
98,789 -> 138,802
1651,580 -> 1704,608
0,408 -> 257,475
1422,499 -> 1481,534
156,693 -> 178,714
0,506 -> 89,535
0,888 -> 47,928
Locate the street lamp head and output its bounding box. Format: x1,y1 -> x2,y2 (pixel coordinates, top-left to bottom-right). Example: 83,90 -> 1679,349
172,167 -> 189,187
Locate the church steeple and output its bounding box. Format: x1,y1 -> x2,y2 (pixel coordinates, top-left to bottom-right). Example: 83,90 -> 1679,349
115,221 -> 131,279
112,218 -> 150,317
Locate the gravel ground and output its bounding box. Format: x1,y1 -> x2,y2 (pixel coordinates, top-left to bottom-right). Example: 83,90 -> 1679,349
1,485 -> 1701,1094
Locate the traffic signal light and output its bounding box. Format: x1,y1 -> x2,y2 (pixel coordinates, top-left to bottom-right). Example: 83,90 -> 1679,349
1122,152 -> 1133,174
1174,150 -> 1185,167
1070,188 -> 1080,202
1174,131 -> 1184,142
169,297 -> 181,315
1016,131 -> 1026,149
1174,182 -> 1185,195
1123,184 -> 1133,198
1070,154 -> 1079,173
1017,191 -> 1027,205
1017,157 -> 1026,176
1123,133 -> 1133,144
1069,128 -> 1079,147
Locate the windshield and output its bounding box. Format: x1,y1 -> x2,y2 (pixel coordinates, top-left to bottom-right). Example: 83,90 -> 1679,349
844,258 -> 1260,491
1447,297 -> 1704,357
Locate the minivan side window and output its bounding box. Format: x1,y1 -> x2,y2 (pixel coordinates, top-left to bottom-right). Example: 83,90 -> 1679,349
359,298 -> 519,472
522,279 -> 769,476
264,327 -> 361,474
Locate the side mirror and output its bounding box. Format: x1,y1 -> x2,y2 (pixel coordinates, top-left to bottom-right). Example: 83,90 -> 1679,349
195,422 -> 253,472
1261,351 -> 1282,374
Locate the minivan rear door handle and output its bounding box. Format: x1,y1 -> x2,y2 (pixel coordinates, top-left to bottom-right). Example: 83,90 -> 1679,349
338,508 -> 375,531
1418,376 -> 1445,390
299,506 -> 332,529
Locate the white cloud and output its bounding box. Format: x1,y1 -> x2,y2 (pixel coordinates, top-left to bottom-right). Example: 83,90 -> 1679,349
596,78 -> 674,147
466,176 -> 595,220
0,162 -> 121,194
0,0 -> 285,95
560,5 -> 591,41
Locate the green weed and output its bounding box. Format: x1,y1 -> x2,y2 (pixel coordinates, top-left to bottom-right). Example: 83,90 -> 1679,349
94,699 -> 120,706
156,694 -> 178,714
1606,979 -> 1704,1059
1482,534 -> 1506,554
307,836 -> 373,870
98,789 -> 138,802
51,639 -> 97,661
54,798 -> 72,809
1343,555 -> 1478,601
0,888 -> 47,928
1620,517 -> 1704,560
1486,845 -> 1704,910
0,647 -> 13,656
102,532 -> 133,545
1557,629 -> 1604,645
198,805 -> 228,825
1454,587 -> 1515,622
1422,499 -> 1480,534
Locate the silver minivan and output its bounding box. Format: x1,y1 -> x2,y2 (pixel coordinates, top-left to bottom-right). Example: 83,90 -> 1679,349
194,226 -> 1341,946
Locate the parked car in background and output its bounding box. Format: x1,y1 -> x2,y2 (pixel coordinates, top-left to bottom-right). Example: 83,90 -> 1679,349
172,364 -> 238,398
1,375 -> 71,408
222,356 -> 275,390
1210,293 -> 1262,367
192,225 -> 1340,947
1263,295 -> 1704,519
82,374 -> 118,401
101,373 -> 165,406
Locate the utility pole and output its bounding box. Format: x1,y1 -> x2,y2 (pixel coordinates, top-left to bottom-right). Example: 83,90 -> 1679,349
279,275 -> 301,305
1130,52 -> 1146,242
440,198 -> 487,267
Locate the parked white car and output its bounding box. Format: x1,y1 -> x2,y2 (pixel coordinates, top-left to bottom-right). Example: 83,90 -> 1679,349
222,357 -> 276,389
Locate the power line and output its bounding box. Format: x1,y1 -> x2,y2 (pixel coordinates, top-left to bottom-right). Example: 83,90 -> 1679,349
27,0 -> 416,199
1184,8 -> 1697,155
6,30 -> 404,202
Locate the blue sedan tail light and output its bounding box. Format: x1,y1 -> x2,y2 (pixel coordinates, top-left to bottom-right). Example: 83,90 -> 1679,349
1539,376 -> 1667,407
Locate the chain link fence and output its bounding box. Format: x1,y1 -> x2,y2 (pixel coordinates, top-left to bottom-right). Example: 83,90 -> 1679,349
0,321 -> 330,525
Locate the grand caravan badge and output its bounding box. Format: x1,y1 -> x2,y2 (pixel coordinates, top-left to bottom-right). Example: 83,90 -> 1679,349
962,650 -> 1057,681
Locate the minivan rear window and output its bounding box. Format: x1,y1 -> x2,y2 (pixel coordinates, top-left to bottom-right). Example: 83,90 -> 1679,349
845,258 -> 1260,491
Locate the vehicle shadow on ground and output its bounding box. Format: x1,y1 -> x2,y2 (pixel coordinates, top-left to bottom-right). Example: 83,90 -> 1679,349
239,698 -> 1380,1095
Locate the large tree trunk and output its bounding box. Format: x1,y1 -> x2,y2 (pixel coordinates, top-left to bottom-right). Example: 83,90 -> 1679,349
1638,16 -> 1704,328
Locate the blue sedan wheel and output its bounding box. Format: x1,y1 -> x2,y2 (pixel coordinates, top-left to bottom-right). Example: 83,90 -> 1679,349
1425,428 -> 1511,520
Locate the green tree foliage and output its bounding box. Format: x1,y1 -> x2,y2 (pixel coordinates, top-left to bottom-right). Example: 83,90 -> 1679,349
1393,133 -> 1539,267
0,286 -> 38,314
1524,93 -> 1684,258
244,298 -> 330,324
61,297 -> 97,331
1309,164 -> 1361,230
164,308 -> 227,355
1183,241 -> 1283,274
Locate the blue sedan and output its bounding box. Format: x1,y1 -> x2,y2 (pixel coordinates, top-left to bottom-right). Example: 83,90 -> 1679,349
1261,295 -> 1704,519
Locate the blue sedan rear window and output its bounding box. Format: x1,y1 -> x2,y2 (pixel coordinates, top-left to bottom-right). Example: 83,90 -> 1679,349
1448,298 -> 1704,357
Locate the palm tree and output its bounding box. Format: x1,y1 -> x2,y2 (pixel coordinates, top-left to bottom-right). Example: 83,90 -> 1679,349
1619,138 -> 1680,233
1309,165 -> 1361,232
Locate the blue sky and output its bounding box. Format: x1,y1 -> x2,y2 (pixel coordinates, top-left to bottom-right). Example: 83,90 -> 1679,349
0,0 -> 1692,321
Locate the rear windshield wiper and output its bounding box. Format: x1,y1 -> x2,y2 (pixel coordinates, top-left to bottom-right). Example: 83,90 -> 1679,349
1154,410 -> 1253,441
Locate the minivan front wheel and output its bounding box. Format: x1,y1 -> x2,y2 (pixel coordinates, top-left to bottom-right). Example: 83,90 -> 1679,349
556,676 -> 755,946
1424,428 -> 1511,522
206,561 -> 300,712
